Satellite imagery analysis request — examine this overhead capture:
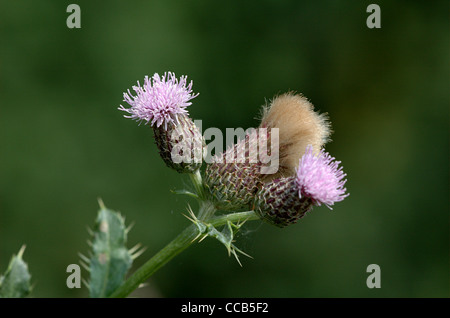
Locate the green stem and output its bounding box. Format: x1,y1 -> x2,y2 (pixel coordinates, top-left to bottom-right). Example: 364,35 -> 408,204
197,200 -> 216,221
109,210 -> 258,298
189,170 -> 206,200
109,223 -> 198,298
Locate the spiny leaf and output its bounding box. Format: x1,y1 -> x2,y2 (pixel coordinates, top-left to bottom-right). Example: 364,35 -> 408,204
181,205 -> 252,266
0,245 -> 31,298
88,202 -> 133,298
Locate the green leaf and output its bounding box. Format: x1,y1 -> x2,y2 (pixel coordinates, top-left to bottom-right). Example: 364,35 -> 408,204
170,189 -> 199,199
0,245 -> 31,298
89,201 -> 132,298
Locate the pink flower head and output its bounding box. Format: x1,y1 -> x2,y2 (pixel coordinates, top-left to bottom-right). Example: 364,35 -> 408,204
296,145 -> 349,209
119,72 -> 199,129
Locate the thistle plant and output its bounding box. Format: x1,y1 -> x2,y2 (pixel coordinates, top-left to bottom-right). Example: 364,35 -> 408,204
1,71 -> 348,298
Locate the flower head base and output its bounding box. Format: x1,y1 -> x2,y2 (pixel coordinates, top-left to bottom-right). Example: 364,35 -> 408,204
254,176 -> 313,228
153,114 -> 205,174
119,72 -> 199,130
296,145 -> 348,208
205,129 -> 263,210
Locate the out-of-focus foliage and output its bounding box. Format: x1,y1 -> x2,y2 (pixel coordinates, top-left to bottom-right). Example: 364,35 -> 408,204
88,203 -> 133,298
0,246 -> 31,298
0,0 -> 448,297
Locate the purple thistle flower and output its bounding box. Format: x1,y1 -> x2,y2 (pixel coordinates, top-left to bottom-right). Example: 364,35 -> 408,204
296,145 -> 349,209
119,72 -> 199,130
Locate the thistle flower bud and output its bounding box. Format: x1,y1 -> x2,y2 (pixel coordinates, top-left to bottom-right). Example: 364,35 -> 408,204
260,93 -> 331,180
153,114 -> 205,173
204,129 -> 264,210
254,176 -> 313,227
255,145 -> 348,227
119,72 -> 205,173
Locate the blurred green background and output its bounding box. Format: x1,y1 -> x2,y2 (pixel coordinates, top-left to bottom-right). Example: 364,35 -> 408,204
1,0 -> 448,298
